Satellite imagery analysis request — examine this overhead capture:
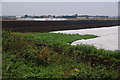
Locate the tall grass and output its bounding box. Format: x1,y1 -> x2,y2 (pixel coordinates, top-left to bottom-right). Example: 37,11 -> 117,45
2,31 -> 120,79
17,32 -> 120,61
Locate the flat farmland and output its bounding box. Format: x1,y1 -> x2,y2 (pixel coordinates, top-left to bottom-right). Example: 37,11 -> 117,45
2,20 -> 119,32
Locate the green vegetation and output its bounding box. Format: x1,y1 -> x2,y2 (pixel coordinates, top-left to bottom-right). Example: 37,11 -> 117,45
16,32 -> 98,48
2,31 -> 120,79
17,32 -> 120,61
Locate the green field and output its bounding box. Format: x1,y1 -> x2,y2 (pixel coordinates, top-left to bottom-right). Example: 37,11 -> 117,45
2,31 -> 120,79
16,32 -> 120,61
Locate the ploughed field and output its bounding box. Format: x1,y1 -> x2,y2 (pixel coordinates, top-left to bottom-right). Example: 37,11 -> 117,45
2,20 -> 119,32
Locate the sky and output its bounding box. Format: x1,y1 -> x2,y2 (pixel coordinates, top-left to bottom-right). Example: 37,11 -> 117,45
1,2 -> 119,16
1,0 -> 119,2
118,2 -> 120,16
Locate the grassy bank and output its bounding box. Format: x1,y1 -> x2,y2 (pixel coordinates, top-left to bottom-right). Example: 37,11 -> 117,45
16,32 -> 120,61
2,31 -> 120,79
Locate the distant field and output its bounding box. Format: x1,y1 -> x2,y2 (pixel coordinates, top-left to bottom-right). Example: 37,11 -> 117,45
2,20 -> 119,32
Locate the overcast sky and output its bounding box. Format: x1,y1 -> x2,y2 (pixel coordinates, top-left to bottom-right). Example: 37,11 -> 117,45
2,2 -> 118,16
1,0 -> 119,2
